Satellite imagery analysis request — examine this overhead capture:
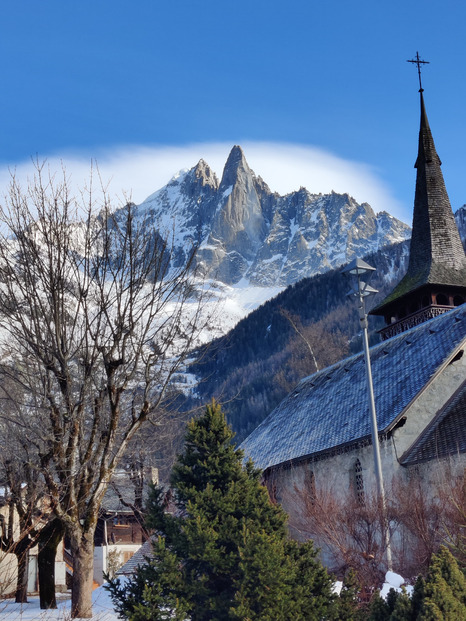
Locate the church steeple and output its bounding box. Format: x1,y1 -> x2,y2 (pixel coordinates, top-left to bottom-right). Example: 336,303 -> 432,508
371,80 -> 466,340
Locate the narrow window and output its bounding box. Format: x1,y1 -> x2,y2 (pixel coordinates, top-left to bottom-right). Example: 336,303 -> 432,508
354,459 -> 365,505
305,469 -> 316,506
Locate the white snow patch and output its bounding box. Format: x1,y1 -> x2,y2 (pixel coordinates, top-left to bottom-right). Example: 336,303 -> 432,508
380,571 -> 412,599
262,254 -> 283,265
0,586 -> 118,620
289,218 -> 300,239
222,185 -> 233,199
385,571 -> 404,589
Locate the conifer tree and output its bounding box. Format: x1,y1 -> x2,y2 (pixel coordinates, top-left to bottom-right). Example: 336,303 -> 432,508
410,575 -> 425,620
418,546 -> 466,620
333,568 -> 365,620
389,588 -> 413,621
108,400 -> 335,620
367,590 -> 391,621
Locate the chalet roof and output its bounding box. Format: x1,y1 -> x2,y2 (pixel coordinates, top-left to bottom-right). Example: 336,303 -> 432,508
373,91 -> 466,315
240,304 -> 466,471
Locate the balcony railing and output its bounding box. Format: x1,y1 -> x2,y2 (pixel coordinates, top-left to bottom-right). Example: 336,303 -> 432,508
379,305 -> 453,340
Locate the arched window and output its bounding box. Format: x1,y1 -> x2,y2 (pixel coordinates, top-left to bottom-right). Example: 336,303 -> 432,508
453,295 -> 464,307
353,459 -> 365,505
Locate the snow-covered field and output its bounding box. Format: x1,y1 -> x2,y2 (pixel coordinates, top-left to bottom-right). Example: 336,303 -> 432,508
0,587 -> 118,620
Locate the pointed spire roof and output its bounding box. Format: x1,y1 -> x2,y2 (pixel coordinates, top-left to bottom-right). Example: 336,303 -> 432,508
373,90 -> 466,313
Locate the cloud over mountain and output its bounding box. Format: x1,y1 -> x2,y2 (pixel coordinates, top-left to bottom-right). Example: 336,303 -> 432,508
0,142 -> 407,222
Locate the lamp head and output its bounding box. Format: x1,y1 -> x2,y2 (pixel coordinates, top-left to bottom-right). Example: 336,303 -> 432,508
341,258 -> 376,277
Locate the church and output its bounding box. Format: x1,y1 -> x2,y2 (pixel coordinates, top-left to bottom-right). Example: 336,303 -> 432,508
240,77 -> 466,576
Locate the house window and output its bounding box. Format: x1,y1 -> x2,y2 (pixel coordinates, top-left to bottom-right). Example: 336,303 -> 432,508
354,459 -> 365,505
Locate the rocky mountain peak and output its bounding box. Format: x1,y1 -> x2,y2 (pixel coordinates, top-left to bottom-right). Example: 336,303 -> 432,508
219,145 -> 252,189
135,146 -> 412,287
193,159 -> 219,189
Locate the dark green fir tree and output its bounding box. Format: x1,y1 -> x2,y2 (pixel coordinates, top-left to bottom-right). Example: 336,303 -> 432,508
418,546 -> 466,620
332,568 -> 365,621
389,587 -> 413,621
367,589 -> 391,621
107,400 -> 335,620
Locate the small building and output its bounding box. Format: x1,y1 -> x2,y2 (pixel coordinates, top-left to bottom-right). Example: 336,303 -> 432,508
92,468 -> 156,586
0,490 -> 66,597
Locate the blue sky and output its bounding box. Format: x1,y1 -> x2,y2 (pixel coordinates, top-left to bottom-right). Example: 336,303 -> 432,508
1,1 -> 465,222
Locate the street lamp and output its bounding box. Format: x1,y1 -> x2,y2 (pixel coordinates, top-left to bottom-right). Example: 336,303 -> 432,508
342,258 -> 393,571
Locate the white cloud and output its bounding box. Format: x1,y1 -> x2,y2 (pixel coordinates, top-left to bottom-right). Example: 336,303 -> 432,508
0,142 -> 408,222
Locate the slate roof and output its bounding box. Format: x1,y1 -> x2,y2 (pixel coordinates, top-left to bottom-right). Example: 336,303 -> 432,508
240,304 -> 466,472
400,379 -> 466,465
117,539 -> 153,576
101,471 -> 137,514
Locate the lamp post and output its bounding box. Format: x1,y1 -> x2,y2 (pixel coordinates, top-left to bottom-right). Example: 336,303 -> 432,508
342,258 -> 392,571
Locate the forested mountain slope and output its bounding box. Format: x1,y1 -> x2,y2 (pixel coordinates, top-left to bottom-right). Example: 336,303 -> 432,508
189,240 -> 411,441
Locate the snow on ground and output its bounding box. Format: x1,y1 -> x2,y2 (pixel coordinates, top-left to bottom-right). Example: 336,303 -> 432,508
215,279 -> 283,333
380,571 -> 413,599
0,573 -> 415,618
0,587 -> 118,620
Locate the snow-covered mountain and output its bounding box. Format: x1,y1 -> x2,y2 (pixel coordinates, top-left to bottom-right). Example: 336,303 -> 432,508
456,204 -> 466,243
135,146 -> 411,288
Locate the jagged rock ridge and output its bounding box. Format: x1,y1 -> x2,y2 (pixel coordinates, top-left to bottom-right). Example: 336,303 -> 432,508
137,146 -> 411,287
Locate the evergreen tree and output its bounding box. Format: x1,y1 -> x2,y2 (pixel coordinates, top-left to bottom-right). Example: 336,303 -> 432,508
333,568 -> 365,620
367,588 -> 413,621
367,590 -> 391,621
108,401 -> 335,620
410,576 -> 425,620
418,546 -> 466,620
389,588 -> 413,621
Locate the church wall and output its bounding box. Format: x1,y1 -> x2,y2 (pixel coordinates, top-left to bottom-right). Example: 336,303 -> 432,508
264,344 -> 466,574
267,442 -> 465,574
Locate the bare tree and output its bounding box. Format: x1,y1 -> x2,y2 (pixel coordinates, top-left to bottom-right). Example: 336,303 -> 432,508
439,472 -> 466,568
0,381 -> 51,604
275,466 -> 466,590
283,479 -> 390,590
0,164 -> 210,617
392,471 -> 466,575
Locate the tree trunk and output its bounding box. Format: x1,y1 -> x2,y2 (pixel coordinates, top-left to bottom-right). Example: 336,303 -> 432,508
70,529 -> 96,619
38,519 -> 65,609
14,542 -> 29,604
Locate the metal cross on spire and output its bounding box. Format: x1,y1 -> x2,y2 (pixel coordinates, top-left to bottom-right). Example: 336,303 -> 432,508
407,51 -> 430,92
